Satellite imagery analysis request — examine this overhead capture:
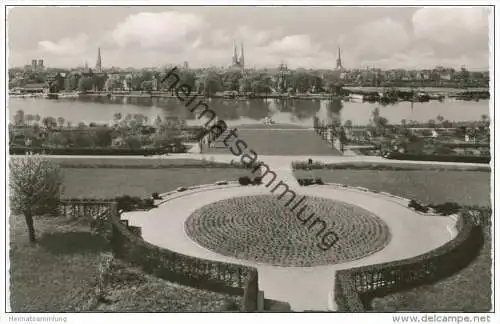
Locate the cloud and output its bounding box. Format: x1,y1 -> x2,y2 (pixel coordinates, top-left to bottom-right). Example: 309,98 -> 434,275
344,18 -> 411,61
110,11 -> 207,50
267,34 -> 322,57
412,7 -> 489,45
37,33 -> 89,56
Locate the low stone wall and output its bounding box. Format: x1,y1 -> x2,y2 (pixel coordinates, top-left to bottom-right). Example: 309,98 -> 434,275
334,213 -> 483,311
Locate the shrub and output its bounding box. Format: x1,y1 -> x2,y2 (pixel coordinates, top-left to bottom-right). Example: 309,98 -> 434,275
177,187 -> 187,192
297,178 -> 315,186
430,202 -> 461,216
315,178 -> 324,185
115,195 -> 142,212
253,176 -> 262,185
239,176 -> 252,186
215,181 -> 229,185
408,199 -> 429,213
152,192 -> 161,200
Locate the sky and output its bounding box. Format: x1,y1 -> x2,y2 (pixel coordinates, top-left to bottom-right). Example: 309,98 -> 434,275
7,6 -> 492,70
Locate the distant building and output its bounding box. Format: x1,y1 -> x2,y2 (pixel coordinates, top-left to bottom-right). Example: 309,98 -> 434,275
31,59 -> 38,70
183,61 -> 189,70
37,59 -> 44,69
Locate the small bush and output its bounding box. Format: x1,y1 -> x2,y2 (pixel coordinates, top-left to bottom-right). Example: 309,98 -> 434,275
297,178 -> 315,186
215,181 -> 229,185
253,176 -> 262,185
315,178 -> 324,185
430,202 -> 461,216
408,199 -> 429,213
152,192 -> 161,200
177,187 -> 187,192
239,176 -> 251,186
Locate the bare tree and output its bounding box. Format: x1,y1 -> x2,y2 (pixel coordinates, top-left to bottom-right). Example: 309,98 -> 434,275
9,157 -> 63,243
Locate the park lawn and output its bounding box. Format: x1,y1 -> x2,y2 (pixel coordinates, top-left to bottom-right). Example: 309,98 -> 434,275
295,168 -> 491,312
9,215 -> 108,312
61,168 -> 254,199
294,169 -> 490,206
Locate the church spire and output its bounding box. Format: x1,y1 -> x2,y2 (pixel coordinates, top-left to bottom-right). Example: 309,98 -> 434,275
232,42 -> 238,65
240,42 -> 245,68
95,47 -> 102,72
336,47 -> 343,69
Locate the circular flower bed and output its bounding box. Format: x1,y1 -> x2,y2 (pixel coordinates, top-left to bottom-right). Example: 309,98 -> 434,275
185,195 -> 391,267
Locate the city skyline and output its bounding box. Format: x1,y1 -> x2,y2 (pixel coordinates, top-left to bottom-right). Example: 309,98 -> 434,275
7,6 -> 491,70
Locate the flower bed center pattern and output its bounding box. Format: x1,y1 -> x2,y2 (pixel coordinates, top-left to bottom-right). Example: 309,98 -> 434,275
184,195 -> 391,267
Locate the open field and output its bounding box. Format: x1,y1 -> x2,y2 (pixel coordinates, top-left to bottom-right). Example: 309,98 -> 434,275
294,169 -> 490,206
61,168 -> 254,198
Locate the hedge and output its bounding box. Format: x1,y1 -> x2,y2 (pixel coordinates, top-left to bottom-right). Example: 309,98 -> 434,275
385,152 -> 490,164
58,200 -> 261,311
9,146 -> 187,156
334,213 -> 483,311
297,178 -> 324,186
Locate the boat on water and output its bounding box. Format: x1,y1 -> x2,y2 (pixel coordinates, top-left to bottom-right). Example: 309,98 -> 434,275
414,91 -> 431,102
263,117 -> 277,125
347,94 -> 364,102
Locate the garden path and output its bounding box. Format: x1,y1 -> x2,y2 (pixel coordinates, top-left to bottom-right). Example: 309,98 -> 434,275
122,184 -> 456,311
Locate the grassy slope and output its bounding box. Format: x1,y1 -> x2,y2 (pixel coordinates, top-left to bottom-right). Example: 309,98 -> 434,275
294,168 -> 491,311
9,215 -> 107,312
10,166 -> 253,311
95,259 -> 240,312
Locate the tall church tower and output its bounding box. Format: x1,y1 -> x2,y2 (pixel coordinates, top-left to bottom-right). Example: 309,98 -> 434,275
232,42 -> 239,66
336,47 -> 343,70
239,42 -> 245,68
95,47 -> 102,73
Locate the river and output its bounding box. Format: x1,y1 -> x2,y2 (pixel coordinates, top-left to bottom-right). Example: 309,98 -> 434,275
8,96 -> 490,127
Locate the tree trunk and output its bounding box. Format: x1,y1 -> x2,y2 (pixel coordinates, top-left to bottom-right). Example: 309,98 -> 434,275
24,211 -> 36,243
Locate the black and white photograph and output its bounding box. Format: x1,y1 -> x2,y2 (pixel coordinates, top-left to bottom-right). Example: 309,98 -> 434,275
2,2 -> 497,322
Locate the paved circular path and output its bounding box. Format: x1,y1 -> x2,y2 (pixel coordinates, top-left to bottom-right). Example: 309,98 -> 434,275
122,184 -> 456,311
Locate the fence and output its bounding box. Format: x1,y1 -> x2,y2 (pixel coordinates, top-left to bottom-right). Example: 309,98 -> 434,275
59,199 -> 260,311
334,214 -> 483,311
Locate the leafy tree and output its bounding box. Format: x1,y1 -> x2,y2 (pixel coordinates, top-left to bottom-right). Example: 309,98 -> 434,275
125,135 -> 142,150
57,117 -> 65,128
42,117 -> 57,129
113,113 -> 122,124
204,74 -> 222,97
78,76 -> 93,92
9,157 -> 63,243
93,127 -> 114,147
13,110 -> 25,126
153,115 -> 162,129
25,114 -> 35,126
